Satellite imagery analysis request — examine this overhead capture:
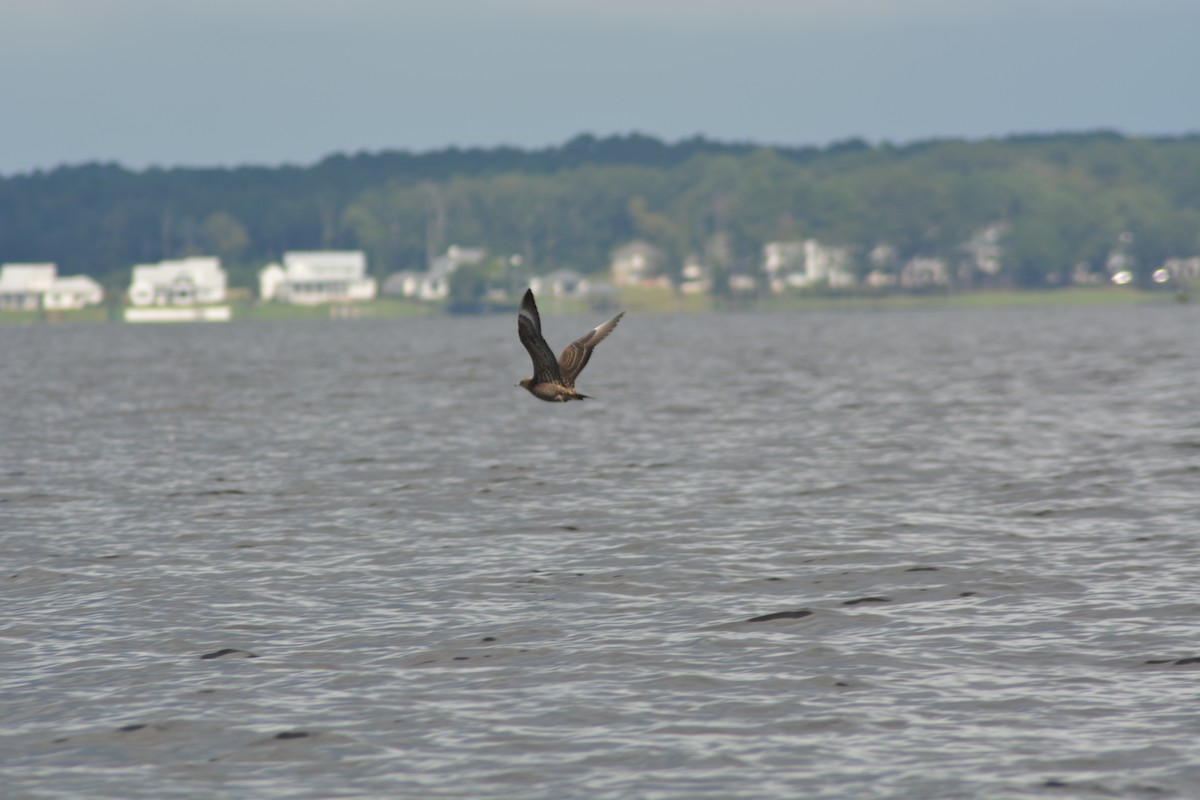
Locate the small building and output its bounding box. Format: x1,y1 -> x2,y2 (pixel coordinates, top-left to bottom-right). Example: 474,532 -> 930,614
1162,256 -> 1200,281
530,269 -> 589,299
804,240 -> 855,288
0,263 -> 103,310
963,222 -> 1008,277
382,246 -> 486,302
381,270 -> 425,299
610,240 -> 664,287
45,275 -> 105,309
259,251 -> 376,305
865,270 -> 898,288
431,245 -> 487,276
728,273 -> 758,293
0,263 -> 55,310
129,256 -> 227,306
899,257 -> 950,288
388,268 -> 453,302
763,242 -> 805,293
762,240 -> 854,291
678,257 -> 711,294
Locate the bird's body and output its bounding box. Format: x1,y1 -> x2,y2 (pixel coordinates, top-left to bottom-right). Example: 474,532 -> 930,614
518,378 -> 588,403
517,289 -> 624,402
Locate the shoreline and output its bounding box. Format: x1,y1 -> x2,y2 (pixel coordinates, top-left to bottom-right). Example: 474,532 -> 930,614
0,286 -> 1188,325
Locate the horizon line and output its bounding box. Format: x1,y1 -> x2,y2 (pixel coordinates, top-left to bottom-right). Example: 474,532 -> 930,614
6,126 -> 1200,180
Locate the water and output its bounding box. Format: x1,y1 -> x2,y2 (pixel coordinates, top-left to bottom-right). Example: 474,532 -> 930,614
2,304 -> 1198,799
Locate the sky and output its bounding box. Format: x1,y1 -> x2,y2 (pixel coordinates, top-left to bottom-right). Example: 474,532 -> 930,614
2,0 -> 1199,175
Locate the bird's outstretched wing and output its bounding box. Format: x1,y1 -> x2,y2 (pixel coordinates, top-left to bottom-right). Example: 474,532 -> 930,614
518,289 -> 562,384
558,310 -> 625,387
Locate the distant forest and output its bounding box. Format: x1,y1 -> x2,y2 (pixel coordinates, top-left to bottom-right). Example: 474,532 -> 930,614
3,131 -> 1200,291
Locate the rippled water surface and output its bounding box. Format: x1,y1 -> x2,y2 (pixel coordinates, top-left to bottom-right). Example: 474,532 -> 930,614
3,304 -> 1199,799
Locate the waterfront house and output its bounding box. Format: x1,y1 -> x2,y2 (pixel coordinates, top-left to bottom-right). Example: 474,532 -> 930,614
610,240 -> 664,287
0,263 -> 103,310
381,246 -> 487,302
382,268 -> 450,302
381,270 -> 423,299
258,251 -> 376,305
899,257 -> 950,288
679,257 -> 711,294
763,240 -> 854,291
530,269 -> 588,299
129,257 -> 227,306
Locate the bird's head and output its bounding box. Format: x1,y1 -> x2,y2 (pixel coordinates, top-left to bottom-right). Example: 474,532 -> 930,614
517,377 -> 534,390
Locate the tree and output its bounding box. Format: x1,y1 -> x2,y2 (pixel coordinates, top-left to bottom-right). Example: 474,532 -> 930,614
447,261 -> 488,310
5,132 -> 1200,293
200,211 -> 250,262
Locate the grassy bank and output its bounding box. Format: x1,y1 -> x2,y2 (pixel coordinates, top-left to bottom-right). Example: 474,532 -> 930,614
755,286 -> 1184,312
613,285 -> 1186,314
0,306 -> 113,324
0,298 -> 435,324
614,286 -> 716,314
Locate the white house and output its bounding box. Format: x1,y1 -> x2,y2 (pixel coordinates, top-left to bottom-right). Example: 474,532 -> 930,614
610,240 -> 664,287
381,246 -> 486,302
805,240 -> 855,288
963,223 -> 1008,277
899,257 -> 950,288
763,240 -> 854,291
763,242 -> 805,293
431,245 -> 487,276
45,275 -> 105,309
0,263 -> 103,310
258,251 -> 377,305
381,270 -> 425,299
679,256 -> 711,294
129,256 -> 227,306
530,269 -> 589,299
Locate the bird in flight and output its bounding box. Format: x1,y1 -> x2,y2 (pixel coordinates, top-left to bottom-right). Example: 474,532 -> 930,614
517,288 -> 624,402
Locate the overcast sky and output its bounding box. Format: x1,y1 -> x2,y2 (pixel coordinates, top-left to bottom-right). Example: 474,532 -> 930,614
2,0 -> 1198,175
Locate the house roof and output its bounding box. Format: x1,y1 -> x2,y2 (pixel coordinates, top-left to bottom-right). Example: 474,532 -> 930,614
0,263 -> 57,291
541,268 -> 584,282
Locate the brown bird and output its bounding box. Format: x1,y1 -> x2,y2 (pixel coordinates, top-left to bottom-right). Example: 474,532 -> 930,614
517,288 -> 624,402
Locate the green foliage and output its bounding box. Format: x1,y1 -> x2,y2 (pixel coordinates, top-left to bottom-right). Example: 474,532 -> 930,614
4,133 -> 1200,289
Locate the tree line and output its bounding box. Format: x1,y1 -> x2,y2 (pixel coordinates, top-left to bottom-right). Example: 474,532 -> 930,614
3,131 -> 1199,292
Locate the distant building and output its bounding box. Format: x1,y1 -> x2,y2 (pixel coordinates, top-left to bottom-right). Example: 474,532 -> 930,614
610,240 -> 664,287
431,245 -> 487,275
0,263 -> 103,310
258,251 -> 376,305
381,270 -> 425,299
129,256 -> 227,306
963,222 -> 1008,277
728,273 -> 758,293
763,242 -> 805,293
530,269 -> 589,299
0,263 -> 55,310
1071,263 -> 1105,285
1162,256 -> 1200,281
865,270 -> 898,288
802,240 -> 854,288
46,275 -> 105,309
899,257 -> 950,288
679,257 -> 711,294
382,245 -> 486,301
762,240 -> 854,291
